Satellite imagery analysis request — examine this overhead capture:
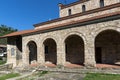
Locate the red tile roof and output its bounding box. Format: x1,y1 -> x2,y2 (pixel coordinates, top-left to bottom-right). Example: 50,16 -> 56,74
0,11 -> 119,38
0,30 -> 34,38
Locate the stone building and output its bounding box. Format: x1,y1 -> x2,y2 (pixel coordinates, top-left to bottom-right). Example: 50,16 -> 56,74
0,0 -> 120,68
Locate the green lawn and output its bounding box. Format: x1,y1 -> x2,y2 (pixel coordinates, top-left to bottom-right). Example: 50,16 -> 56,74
84,73 -> 120,80
0,73 -> 20,80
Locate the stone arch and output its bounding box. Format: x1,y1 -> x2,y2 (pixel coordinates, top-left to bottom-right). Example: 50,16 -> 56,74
64,32 -> 85,65
27,40 -> 37,64
94,26 -> 120,38
42,36 -> 57,65
25,38 -> 38,48
95,29 -> 120,65
62,31 -> 86,44
41,35 -> 58,46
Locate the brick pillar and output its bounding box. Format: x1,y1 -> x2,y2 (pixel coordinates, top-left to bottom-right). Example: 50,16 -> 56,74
84,37 -> 96,67
57,42 -> 66,65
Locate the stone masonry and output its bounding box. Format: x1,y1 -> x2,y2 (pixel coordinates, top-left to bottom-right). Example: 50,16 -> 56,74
3,0 -> 120,68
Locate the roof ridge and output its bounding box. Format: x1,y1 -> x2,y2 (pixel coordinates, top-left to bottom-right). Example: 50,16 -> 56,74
1,11 -> 119,38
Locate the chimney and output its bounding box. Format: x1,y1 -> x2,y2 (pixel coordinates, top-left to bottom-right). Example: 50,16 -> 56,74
58,3 -> 64,10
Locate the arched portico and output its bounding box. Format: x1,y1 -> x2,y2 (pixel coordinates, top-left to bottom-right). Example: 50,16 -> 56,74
64,34 -> 84,67
27,41 -> 37,64
43,38 -> 57,66
95,30 -> 120,65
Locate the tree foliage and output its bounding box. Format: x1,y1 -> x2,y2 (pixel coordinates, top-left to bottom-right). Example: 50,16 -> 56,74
0,25 -> 18,45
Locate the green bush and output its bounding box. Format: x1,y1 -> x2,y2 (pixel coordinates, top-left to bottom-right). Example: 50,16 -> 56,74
0,60 -> 6,65
38,71 -> 48,77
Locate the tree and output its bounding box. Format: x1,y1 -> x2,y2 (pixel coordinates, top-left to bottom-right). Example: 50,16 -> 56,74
0,25 -> 18,45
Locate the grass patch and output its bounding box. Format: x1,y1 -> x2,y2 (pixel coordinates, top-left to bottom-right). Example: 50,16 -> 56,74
84,73 -> 120,80
0,73 -> 20,80
38,71 -> 48,77
0,60 -> 6,65
19,71 -> 49,80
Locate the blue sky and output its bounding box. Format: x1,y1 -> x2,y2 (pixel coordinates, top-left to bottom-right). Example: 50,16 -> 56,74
0,0 -> 77,31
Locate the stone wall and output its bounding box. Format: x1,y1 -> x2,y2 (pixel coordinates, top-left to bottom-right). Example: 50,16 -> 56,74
95,30 -> 120,64
60,0 -> 120,17
7,36 -> 22,68
6,0 -> 120,68
20,19 -> 120,67
35,6 -> 119,29
7,37 -> 17,67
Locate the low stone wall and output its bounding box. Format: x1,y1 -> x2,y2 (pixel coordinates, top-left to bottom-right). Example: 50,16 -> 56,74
37,67 -> 120,74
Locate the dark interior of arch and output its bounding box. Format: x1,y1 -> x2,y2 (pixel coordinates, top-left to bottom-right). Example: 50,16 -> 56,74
44,38 -> 57,64
65,35 -> 84,65
28,41 -> 37,64
95,30 -> 120,65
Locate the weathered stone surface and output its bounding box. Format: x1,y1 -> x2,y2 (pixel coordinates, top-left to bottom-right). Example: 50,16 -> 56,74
6,0 -> 120,68
60,0 -> 119,17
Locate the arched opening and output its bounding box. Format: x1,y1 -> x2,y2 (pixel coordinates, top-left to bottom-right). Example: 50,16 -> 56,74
65,35 -> 84,67
27,41 -> 37,64
43,38 -> 57,65
95,30 -> 120,67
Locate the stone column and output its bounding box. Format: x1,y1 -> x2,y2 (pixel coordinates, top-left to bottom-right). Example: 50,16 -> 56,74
22,40 -> 29,67
37,44 -> 45,65
84,37 -> 96,67
57,42 -> 66,66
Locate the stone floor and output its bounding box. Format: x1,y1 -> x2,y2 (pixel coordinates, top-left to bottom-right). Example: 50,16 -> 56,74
64,63 -> 84,68
40,63 -> 120,69
7,63 -> 120,80
44,63 -> 56,67
96,64 -> 120,69
44,63 -> 84,68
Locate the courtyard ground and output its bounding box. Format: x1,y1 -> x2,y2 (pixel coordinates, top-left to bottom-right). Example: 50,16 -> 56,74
17,71 -> 120,80
18,71 -> 86,80
0,63 -> 120,80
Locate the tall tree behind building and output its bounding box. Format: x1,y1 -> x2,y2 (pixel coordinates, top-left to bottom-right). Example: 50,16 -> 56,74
0,25 -> 17,45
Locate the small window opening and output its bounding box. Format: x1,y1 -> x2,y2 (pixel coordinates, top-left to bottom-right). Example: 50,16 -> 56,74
82,5 -> 86,12
68,9 -> 72,16
100,0 -> 104,7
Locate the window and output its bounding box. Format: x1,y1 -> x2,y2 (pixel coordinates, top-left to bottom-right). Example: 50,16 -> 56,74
100,0 -> 104,7
11,48 -> 15,56
45,46 -> 48,54
82,5 -> 86,12
68,9 -> 72,16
